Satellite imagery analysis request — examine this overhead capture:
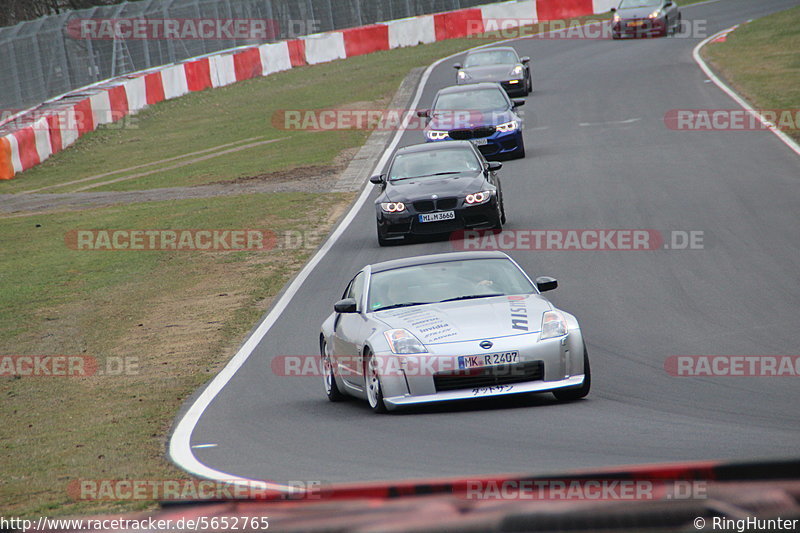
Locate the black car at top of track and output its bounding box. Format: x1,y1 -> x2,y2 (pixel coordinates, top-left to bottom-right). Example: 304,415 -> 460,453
370,141 -> 506,246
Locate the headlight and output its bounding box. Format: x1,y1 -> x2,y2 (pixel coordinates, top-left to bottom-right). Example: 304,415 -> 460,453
380,202 -> 406,213
648,9 -> 662,18
510,65 -> 524,77
465,190 -> 493,205
496,120 -> 519,133
457,70 -> 469,80
426,130 -> 449,141
384,329 -> 428,354
613,13 -> 621,23
540,310 -> 568,340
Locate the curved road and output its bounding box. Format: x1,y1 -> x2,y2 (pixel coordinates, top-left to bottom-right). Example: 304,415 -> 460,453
176,0 -> 800,485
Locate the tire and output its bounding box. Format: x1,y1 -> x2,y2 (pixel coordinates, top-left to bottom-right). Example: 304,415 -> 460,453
672,13 -> 682,35
377,226 -> 392,247
513,137 -> 526,159
500,196 -> 507,225
364,349 -> 388,413
321,339 -> 346,402
526,74 -> 532,95
553,344 -> 591,402
612,32 -> 621,40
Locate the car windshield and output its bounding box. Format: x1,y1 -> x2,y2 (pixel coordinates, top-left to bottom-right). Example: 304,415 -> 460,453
388,148 -> 481,181
618,0 -> 661,7
464,50 -> 519,67
368,258 -> 536,312
433,87 -> 509,113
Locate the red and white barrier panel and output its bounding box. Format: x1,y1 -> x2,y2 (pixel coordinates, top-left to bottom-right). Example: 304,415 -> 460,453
1,0 -> 609,180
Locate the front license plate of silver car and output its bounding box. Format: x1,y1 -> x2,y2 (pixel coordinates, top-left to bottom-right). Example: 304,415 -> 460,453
458,351 -> 519,369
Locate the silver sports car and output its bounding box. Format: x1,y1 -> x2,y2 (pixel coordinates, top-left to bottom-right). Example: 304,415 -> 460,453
319,251 -> 590,413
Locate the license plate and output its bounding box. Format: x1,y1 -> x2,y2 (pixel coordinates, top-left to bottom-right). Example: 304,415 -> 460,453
471,138 -> 488,146
628,20 -> 645,27
458,351 -> 519,369
419,211 -> 455,223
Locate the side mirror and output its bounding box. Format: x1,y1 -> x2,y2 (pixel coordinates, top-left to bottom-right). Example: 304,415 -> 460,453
535,276 -> 558,293
416,109 -> 430,118
334,298 -> 358,314
512,99 -> 525,108
610,7 -> 616,12
664,1 -> 673,6
453,63 -> 463,69
520,56 -> 530,64
369,174 -> 384,185
487,161 -> 503,172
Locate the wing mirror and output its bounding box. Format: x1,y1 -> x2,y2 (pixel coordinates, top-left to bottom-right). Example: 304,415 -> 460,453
369,174 -> 385,185
453,63 -> 463,69
416,109 -> 431,118
535,276 -> 558,293
334,298 -> 358,314
512,99 -> 525,108
487,161 -> 503,172
520,56 -> 531,64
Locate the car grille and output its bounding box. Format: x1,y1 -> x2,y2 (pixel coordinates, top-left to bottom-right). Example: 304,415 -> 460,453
448,126 -> 496,140
433,360 -> 544,392
413,197 -> 458,213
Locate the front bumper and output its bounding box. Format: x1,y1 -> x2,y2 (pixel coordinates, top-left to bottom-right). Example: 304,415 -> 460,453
613,18 -> 667,37
376,198 -> 500,241
375,331 -> 586,409
426,130 -> 523,159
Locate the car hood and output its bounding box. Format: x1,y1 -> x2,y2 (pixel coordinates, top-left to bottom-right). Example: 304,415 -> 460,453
373,293 -> 552,344
617,6 -> 659,18
381,174 -> 487,202
428,109 -> 515,130
461,64 -> 518,81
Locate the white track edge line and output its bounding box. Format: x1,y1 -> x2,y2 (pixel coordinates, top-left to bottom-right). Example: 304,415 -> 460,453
692,25 -> 800,157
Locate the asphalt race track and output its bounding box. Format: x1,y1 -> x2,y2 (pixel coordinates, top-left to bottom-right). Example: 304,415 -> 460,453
178,0 -> 800,485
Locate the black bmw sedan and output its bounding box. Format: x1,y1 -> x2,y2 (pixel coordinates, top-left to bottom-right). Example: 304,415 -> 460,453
370,142 -> 506,246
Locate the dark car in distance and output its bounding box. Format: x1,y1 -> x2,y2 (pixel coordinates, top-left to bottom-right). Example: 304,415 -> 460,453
611,0 -> 682,39
453,46 -> 532,97
370,142 -> 506,246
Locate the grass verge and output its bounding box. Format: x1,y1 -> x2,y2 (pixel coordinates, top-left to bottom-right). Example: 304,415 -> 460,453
700,4 -> 800,142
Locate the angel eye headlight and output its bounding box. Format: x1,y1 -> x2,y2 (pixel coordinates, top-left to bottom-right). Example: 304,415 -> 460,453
426,130 -> 449,141
465,190 -> 493,205
540,310 -> 568,340
380,202 -> 406,213
496,120 -> 519,133
383,329 -> 428,354
458,70 -> 469,80
511,65 -> 524,77
613,13 -> 621,23
648,9 -> 662,18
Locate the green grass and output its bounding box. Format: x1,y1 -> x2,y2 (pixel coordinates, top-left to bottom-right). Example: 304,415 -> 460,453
701,4 -> 800,141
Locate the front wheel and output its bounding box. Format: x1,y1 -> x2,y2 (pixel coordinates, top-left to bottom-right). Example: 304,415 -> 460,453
513,137 -> 526,159
321,340 -> 346,402
553,344 -> 591,401
365,350 -> 388,413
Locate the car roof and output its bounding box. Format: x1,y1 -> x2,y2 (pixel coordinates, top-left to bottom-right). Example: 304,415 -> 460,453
466,46 -> 518,55
436,82 -> 504,95
369,251 -> 512,274
393,140 -> 476,155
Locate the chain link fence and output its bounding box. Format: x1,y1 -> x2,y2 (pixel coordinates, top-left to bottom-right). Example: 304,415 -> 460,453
0,0 -> 501,113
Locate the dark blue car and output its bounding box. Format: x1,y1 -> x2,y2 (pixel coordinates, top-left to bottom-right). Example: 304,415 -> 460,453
417,82 -> 526,160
